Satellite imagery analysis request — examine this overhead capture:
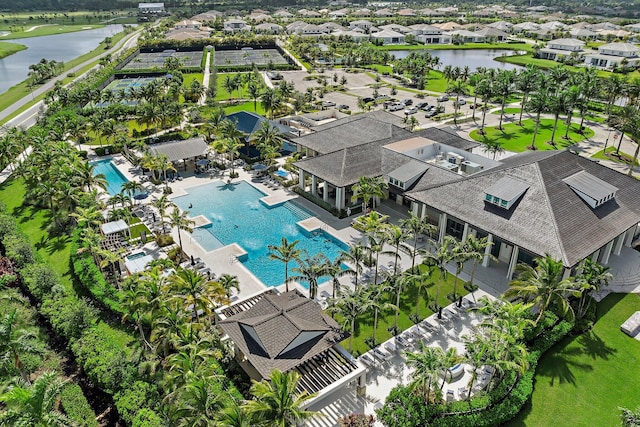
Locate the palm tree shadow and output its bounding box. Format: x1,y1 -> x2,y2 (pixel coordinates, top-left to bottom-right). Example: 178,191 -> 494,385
536,345 -> 594,386
576,331 -> 617,361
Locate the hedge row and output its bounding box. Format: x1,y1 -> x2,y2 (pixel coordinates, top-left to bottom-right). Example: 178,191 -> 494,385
70,228 -> 125,316
60,383 -> 100,427
0,210 -> 164,427
377,318 -> 574,426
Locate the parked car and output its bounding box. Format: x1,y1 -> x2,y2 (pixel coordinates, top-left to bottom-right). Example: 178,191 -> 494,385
437,95 -> 449,102
404,106 -> 418,115
469,103 -> 482,109
455,99 -> 467,105
416,102 -> 429,110
361,97 -> 374,103
425,110 -> 437,118
267,71 -> 283,80
338,104 -> 350,110
322,101 -> 336,107
402,98 -> 413,106
376,94 -> 390,100
388,103 -> 404,112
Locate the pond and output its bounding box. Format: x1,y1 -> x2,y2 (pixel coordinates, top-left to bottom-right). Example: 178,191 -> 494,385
0,25 -> 124,94
391,49 -> 523,71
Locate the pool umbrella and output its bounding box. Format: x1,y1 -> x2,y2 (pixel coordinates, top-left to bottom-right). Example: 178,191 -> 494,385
133,192 -> 149,201
196,159 -> 210,166
252,164 -> 267,170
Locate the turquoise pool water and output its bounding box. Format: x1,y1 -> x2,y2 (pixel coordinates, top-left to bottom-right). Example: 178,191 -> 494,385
91,159 -> 129,196
173,180 -> 347,288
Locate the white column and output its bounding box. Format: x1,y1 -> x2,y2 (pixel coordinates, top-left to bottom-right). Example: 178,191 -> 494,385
336,187 -> 345,210
624,227 -> 635,247
396,195 -> 403,206
298,170 -> 305,190
311,175 -> 317,195
461,223 -> 469,242
420,204 -> 427,219
591,249 -> 600,261
482,234 -> 493,267
613,233 -> 625,256
323,182 -> 329,203
438,213 -> 447,243
562,267 -> 571,280
411,202 -> 419,216
601,240 -> 614,265
506,245 -> 519,279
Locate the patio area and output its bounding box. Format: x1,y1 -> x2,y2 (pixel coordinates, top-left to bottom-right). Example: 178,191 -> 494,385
306,290 -> 494,427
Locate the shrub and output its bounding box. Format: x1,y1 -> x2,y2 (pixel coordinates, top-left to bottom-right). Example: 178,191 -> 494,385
115,381 -> 161,426
155,234 -> 174,247
132,408 -> 165,427
60,383 -> 99,427
21,262 -> 59,300
3,233 -> 35,269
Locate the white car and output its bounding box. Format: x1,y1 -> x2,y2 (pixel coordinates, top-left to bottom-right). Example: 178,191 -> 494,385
322,101 -> 336,107
404,106 -> 418,115
388,103 -> 404,112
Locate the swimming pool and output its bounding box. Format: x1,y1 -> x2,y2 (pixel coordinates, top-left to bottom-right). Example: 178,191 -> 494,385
91,159 -> 129,196
173,180 -> 347,288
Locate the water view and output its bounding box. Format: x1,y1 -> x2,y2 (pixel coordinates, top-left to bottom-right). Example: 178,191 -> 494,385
391,49 -> 523,71
0,24 -> 124,94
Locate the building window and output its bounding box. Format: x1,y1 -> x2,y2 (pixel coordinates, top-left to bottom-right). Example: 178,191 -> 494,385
493,196 -> 500,204
500,199 -> 507,208
485,194 -> 492,201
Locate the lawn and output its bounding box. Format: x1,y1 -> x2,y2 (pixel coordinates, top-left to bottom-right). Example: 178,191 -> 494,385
338,263 -> 470,356
222,100 -> 266,115
592,146 -> 639,166
215,72 -> 263,101
0,24 -> 107,39
470,119 -> 594,152
506,293 -> 640,427
0,41 -> 27,59
0,178 -> 133,346
496,54 -> 640,80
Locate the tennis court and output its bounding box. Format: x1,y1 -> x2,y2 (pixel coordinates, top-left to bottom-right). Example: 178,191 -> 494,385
121,50 -> 204,70
213,48 -> 289,67
104,77 -> 158,92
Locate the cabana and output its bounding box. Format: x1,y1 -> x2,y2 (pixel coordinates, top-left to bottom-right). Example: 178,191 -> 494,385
100,219 -> 130,237
124,254 -> 154,275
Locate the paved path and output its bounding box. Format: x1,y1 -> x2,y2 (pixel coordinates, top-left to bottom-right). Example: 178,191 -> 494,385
198,50 -> 211,106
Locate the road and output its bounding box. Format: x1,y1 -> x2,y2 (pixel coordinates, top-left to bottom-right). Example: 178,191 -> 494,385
0,26 -> 143,128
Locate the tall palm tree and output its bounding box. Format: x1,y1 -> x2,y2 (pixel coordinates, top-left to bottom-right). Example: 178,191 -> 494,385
400,212 -> 437,270
495,69 -> 517,130
218,273 -> 240,298
475,78 -> 493,134
505,255 -> 580,324
527,89 -> 548,150
420,236 -> 454,317
172,376 -> 228,427
169,268 -> 229,323
167,207 -> 195,262
385,224 -> 409,275
365,281 -> 397,346
404,342 -> 443,402
351,175 -> 388,211
289,252 -> 329,300
150,194 -> 174,234
339,244 -> 367,291
244,370 -> 318,427
260,88 -> 282,120
450,239 -> 471,303
462,235 -> 494,300
268,237 -> 301,292
407,267 -> 432,316
220,399 -> 252,427
0,372 -> 71,426
516,65 -> 541,125
574,258 -> 612,319
447,78 -> 467,126
328,286 -> 368,353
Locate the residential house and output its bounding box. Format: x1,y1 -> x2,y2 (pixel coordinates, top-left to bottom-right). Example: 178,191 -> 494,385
410,24 -> 445,44
476,26 -> 509,41
447,29 -> 485,43
254,23 -> 283,34
374,8 -> 393,17
223,18 -> 249,33
378,23 -> 412,34
538,38 -> 585,61
370,29 -> 406,45
273,9 -> 294,19
138,2 -> 164,15
349,20 -> 374,32
585,42 -> 640,69
397,8 -> 417,17
486,20 -> 513,33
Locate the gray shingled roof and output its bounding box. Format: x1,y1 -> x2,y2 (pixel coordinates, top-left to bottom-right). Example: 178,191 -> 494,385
389,159 -> 429,183
219,290 -> 346,379
407,150 -> 640,267
149,137 -> 208,162
415,127 -> 479,151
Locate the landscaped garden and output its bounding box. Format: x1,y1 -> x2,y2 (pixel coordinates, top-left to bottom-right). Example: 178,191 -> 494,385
506,293 -> 640,427
592,146 -> 639,167
470,119 -> 595,152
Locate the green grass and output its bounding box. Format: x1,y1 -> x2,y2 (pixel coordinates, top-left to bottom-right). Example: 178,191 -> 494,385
214,72 -> 260,101
222,101 -> 266,115
0,178 -> 133,347
364,64 -> 393,74
339,263 -> 469,356
425,69 -> 448,93
0,24 -> 106,39
496,54 -> 640,80
591,146 -> 639,166
492,107 -> 521,115
507,293 -> 640,427
470,119 -> 594,152
0,41 -> 27,58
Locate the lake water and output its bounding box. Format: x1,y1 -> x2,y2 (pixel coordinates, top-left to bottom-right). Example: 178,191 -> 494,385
0,25 -> 124,94
391,49 -> 523,71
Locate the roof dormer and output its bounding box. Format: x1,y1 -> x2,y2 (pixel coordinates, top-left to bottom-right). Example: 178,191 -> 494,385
563,170 -> 618,209
484,176 -> 530,210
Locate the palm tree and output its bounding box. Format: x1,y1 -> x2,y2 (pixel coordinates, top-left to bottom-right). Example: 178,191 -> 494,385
0,372 -> 72,426
260,88 -> 282,119
516,65 -> 541,125
574,258 -> 612,319
450,239 -> 471,303
447,78 -> 467,126
438,347 -> 463,390
365,282 -> 397,346
495,69 -> 517,130
150,194 -> 174,234
400,213 -> 437,270
167,207 -> 195,262
351,175 -> 388,211
482,139 -> 505,160
220,399 -> 252,427
247,81 -> 261,113
475,78 -> 493,134
404,342 -> 443,402
386,224 -> 409,275
0,310 -> 43,383
505,255 -> 580,324
527,89 -> 548,150
420,236 -> 454,317
244,370 -> 318,427
339,244 -> 367,291
218,273 -> 240,298
172,376 -> 228,427
328,286 -> 368,353
462,235 -> 494,301
268,237 -> 301,292
289,252 -> 329,300
169,268 -> 229,323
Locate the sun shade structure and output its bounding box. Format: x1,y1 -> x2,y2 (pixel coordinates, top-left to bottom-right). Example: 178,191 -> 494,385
149,137 -> 208,162
124,255 -> 154,275
100,220 -> 129,235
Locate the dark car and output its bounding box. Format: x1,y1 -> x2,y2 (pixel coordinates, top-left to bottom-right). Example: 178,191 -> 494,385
361,97 -> 374,103
402,98 -> 413,106
425,110 -> 437,118
267,71 -> 283,80
338,104 -> 350,110
469,103 -> 482,109
416,102 -> 429,110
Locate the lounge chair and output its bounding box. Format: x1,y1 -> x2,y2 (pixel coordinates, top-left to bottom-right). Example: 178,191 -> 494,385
458,387 -> 469,399
372,347 -> 392,362
396,335 -> 412,348
384,340 -> 398,353
360,353 -> 376,368
446,389 -> 455,402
